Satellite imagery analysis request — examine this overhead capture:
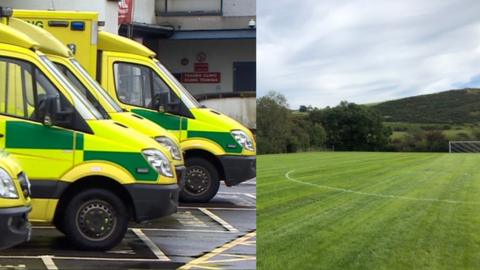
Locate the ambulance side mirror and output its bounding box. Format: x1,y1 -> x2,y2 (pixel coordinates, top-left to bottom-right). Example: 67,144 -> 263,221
37,95 -> 54,127
43,95 -> 75,128
165,101 -> 180,115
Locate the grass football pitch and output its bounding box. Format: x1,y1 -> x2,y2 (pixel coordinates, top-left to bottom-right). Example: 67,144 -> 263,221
258,152 -> 480,269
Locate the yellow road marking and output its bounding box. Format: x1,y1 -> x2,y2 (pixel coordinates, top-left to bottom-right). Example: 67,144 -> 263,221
178,231 -> 256,270
208,255 -> 257,264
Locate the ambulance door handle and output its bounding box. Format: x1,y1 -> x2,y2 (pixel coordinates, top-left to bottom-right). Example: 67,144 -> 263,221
0,133 -> 4,138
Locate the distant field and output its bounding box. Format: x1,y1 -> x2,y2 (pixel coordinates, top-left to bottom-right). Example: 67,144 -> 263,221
258,152 -> 480,269
385,122 -> 479,140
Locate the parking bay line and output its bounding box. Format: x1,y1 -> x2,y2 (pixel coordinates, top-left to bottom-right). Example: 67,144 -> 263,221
0,255 -> 161,262
179,206 -> 255,211
178,231 -> 256,270
217,192 -> 256,197
198,208 -> 239,233
243,193 -> 256,199
140,228 -> 236,234
31,226 -> 238,234
217,192 -> 257,201
40,255 -> 58,270
132,228 -> 170,261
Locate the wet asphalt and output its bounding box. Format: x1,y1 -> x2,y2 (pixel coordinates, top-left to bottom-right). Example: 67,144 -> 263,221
0,180 -> 256,270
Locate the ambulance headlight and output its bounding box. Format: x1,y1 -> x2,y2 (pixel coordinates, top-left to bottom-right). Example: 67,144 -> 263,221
231,130 -> 255,151
0,168 -> 18,199
155,136 -> 182,160
142,149 -> 173,178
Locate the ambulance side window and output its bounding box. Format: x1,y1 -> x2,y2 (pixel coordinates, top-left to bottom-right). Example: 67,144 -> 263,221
113,62 -> 181,111
114,62 -> 151,107
55,63 -> 110,119
0,58 -> 34,119
0,57 -> 75,125
152,72 -> 181,108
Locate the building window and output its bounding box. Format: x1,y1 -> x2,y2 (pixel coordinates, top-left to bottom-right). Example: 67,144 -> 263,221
233,62 -> 256,92
156,0 -> 223,16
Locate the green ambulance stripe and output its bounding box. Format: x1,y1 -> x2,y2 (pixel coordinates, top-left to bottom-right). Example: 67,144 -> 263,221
6,121 -> 74,149
130,109 -> 242,153
187,131 -> 242,153
75,133 -> 84,150
84,151 -> 158,181
131,109 -> 188,130
5,122 -> 157,181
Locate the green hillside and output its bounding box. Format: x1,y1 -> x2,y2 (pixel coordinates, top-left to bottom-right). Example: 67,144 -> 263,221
373,88 -> 480,123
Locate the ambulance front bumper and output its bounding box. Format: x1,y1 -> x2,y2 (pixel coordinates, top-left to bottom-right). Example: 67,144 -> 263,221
126,183 -> 179,223
0,206 -> 31,250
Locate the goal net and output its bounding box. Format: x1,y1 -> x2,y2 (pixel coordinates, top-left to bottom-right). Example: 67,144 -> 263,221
449,141 -> 480,153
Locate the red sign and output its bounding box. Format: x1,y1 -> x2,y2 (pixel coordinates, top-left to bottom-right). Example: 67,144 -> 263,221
118,0 -> 134,24
182,72 -> 221,84
194,63 -> 209,73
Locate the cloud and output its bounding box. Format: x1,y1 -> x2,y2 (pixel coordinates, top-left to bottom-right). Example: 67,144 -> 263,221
258,0 -> 480,108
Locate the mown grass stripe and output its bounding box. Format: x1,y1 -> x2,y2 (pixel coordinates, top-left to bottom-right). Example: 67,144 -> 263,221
258,152 -> 480,269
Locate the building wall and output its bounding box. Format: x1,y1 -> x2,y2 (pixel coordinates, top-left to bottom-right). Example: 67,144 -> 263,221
133,0 -> 156,24
154,0 -> 256,30
223,0 -> 256,17
155,15 -> 255,31
2,0 -> 119,33
156,39 -> 255,95
200,97 -> 256,129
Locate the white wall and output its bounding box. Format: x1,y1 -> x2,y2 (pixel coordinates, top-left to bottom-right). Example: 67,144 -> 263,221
133,0 -> 156,24
156,39 -> 255,95
200,97 -> 256,129
0,0 -> 119,33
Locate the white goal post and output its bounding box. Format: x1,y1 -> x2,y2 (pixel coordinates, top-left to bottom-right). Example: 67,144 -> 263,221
449,141 -> 480,153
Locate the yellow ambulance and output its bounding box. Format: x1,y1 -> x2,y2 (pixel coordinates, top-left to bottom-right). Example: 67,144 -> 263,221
14,9 -> 256,202
7,16 -> 186,180
0,151 -> 31,250
0,8 -> 179,250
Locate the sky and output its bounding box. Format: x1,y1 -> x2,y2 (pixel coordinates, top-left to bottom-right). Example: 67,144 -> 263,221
258,0 -> 480,109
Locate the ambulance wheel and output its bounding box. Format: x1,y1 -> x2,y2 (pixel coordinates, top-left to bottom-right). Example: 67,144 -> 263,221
180,157 -> 220,203
63,189 -> 129,251
53,216 -> 65,235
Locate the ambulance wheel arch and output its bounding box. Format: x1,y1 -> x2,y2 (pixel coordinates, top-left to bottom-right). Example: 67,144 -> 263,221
51,161 -> 143,249
52,175 -> 133,248
61,160 -> 138,185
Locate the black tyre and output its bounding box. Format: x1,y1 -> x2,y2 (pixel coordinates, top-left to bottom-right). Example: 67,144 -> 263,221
53,215 -> 65,235
180,157 -> 220,203
62,189 -> 129,251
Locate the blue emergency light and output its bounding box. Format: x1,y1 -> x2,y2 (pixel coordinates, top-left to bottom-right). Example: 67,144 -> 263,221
71,21 -> 85,31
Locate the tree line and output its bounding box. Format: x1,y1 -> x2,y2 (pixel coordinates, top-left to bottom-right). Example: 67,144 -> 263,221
257,91 -> 479,154
257,92 -> 391,154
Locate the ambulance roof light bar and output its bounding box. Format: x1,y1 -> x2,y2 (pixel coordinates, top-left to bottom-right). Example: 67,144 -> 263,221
0,7 -> 13,18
